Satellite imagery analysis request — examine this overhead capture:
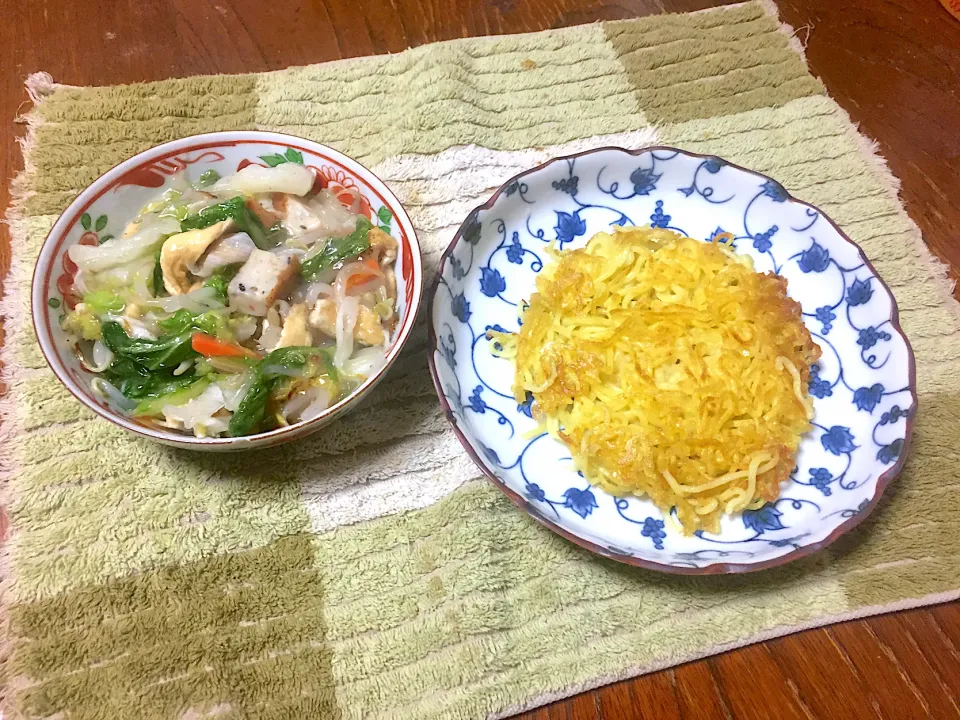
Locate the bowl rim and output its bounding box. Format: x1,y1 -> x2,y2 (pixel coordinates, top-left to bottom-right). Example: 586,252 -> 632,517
426,144 -> 918,575
31,130 -> 423,448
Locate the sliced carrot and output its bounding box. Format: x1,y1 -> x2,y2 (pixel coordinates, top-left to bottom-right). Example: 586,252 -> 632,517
191,333 -> 260,360
245,197 -> 280,228
345,255 -> 382,292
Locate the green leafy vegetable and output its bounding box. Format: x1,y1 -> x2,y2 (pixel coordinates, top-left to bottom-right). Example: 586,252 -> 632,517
228,369 -> 273,437
62,307 -> 102,340
158,205 -> 189,222
139,189 -> 183,219
101,321 -> 197,372
259,148 -> 304,167
152,248 -> 165,297
260,154 -> 287,167
133,378 -> 210,417
377,206 -> 392,225
83,290 -> 124,315
157,310 -> 230,339
300,217 -> 373,281
195,169 -> 221,188
261,346 -> 330,371
110,367 -> 199,400
227,346 -> 333,437
180,196 -> 269,248
203,263 -> 242,304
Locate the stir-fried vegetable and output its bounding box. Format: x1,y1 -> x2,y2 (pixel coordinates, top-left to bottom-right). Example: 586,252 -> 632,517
181,196 -> 270,249
101,321 -> 197,372
61,161 -> 399,438
151,248 -> 165,297
158,309 -> 230,338
68,216 -> 180,273
103,356 -> 198,399
194,169 -> 221,189
83,290 -> 125,315
203,263 -> 241,304
191,333 -> 259,359
133,377 -> 211,417
344,255 -> 382,292
228,346 -> 335,436
301,217 -> 373,281
62,306 -> 102,340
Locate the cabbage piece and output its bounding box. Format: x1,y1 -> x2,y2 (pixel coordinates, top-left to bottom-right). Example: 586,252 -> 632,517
62,304 -> 102,340
134,377 -> 210,417
141,285 -> 224,313
212,163 -> 314,197
68,215 -> 180,273
160,383 -> 230,437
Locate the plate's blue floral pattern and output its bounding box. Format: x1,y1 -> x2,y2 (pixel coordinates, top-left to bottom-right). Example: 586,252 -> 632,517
429,148 -> 915,572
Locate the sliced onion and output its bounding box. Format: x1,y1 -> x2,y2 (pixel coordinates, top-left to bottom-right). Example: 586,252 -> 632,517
189,232 -> 256,277
260,364 -> 304,378
300,281 -> 334,306
343,346 -> 387,380
161,384 -> 228,437
73,270 -> 89,295
334,296 -> 359,371
232,316 -> 258,342
91,377 -> 137,412
218,372 -> 255,411
349,277 -> 385,299
131,272 -> 152,301
105,314 -> 157,340
173,359 -> 193,376
302,190 -> 359,239
258,306 -> 282,351
340,187 -> 363,215
80,340 -> 114,373
207,355 -> 251,374
142,285 -> 223,313
302,238 -> 329,262
280,390 -> 315,424
300,389 -> 331,422
334,261 -> 383,303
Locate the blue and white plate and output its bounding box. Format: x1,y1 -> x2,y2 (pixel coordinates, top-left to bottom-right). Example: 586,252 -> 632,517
427,147 -> 916,574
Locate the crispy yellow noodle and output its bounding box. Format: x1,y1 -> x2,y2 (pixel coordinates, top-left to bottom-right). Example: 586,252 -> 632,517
489,227 -> 820,534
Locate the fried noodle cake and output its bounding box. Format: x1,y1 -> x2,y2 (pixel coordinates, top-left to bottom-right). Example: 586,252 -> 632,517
490,226 -> 821,534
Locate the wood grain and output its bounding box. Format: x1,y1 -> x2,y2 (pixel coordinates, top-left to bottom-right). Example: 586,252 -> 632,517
1,0 -> 958,717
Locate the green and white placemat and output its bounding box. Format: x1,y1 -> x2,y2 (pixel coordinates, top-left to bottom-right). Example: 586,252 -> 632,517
3,1 -> 960,717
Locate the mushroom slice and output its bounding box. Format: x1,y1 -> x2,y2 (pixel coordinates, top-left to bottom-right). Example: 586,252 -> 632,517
160,220 -> 232,295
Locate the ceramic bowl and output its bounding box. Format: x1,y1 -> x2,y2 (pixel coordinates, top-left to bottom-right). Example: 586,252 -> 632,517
428,146 -> 916,573
32,131 -> 422,451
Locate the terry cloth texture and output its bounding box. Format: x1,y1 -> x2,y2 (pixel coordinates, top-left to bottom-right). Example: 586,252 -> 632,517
3,1 -> 959,718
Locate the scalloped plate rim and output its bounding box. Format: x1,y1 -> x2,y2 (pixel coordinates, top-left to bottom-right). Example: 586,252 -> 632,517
426,144 -> 918,575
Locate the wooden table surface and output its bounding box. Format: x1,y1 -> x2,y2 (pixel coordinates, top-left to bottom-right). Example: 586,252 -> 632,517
2,0 -> 959,717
